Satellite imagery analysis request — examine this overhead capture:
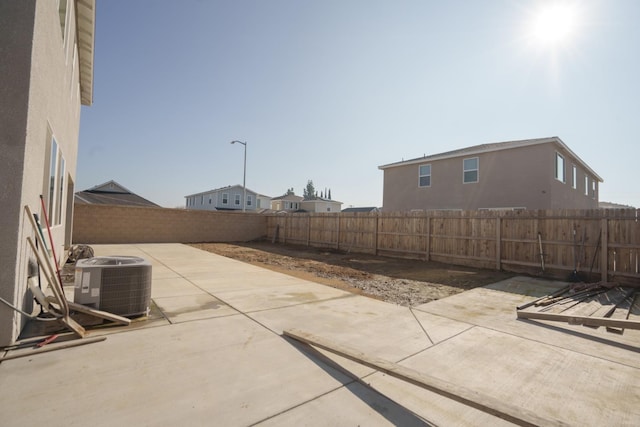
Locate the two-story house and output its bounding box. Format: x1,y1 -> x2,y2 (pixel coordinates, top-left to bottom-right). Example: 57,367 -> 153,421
271,194 -> 304,212
379,137 -> 603,212
0,0 -> 96,346
185,185 -> 271,212
300,197 -> 343,213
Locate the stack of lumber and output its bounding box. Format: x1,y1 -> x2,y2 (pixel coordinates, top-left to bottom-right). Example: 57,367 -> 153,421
516,283 -> 640,334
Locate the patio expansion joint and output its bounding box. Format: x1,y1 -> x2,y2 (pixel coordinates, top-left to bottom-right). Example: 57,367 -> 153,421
417,307 -> 640,371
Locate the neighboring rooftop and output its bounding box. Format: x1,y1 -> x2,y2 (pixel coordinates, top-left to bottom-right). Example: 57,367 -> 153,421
342,207 -> 380,213
75,180 -> 159,207
378,136 -> 603,182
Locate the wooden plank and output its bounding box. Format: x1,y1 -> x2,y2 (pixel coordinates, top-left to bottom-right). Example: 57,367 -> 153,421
283,328 -> 569,427
586,288 -> 633,319
46,297 -> 132,326
601,218 -> 608,283
0,336 -> 106,362
26,236 -> 69,316
496,217 -> 502,271
516,309 -> 640,329
605,291 -> 636,334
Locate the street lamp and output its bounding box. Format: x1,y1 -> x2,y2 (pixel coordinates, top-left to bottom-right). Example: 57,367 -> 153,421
230,140 -> 247,212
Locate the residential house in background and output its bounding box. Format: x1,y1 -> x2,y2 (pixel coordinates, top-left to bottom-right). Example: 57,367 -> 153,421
271,194 -> 304,212
379,137 -> 603,212
185,185 -> 271,212
342,207 -> 380,213
75,180 -> 159,207
300,197 -> 343,213
0,1 -> 96,346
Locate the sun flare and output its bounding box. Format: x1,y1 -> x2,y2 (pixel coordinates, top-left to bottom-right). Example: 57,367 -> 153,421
529,2 -> 581,46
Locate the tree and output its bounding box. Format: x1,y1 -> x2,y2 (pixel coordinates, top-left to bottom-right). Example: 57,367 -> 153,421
328,189 -> 332,200
303,180 -> 316,200
283,187 -> 295,196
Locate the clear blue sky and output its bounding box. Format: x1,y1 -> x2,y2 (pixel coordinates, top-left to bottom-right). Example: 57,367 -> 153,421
78,0 -> 640,208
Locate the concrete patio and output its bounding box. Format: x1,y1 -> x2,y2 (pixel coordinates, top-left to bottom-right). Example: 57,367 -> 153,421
1,243 -> 638,426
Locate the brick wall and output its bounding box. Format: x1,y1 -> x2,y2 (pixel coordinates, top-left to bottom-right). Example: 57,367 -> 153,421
73,204 -> 267,244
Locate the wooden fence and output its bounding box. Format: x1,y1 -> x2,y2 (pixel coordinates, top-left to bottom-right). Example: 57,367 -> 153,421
266,209 -> 640,285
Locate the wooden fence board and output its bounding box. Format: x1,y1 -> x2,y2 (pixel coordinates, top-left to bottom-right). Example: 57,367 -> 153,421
265,209 -> 640,284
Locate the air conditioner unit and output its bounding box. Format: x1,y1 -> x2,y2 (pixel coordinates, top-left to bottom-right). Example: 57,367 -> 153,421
74,256 -> 152,317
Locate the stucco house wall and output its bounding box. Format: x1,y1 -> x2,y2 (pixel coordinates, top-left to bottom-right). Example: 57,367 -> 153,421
300,199 -> 343,213
186,185 -> 270,211
379,138 -> 601,212
0,0 -> 94,346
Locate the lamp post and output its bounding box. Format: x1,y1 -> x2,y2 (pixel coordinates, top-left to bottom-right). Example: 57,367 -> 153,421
230,140 -> 247,212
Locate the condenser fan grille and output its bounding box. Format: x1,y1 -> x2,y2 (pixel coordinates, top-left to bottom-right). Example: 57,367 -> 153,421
99,266 -> 152,316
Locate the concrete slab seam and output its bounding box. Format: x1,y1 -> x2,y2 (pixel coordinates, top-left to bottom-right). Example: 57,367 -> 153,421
420,307 -> 640,370
409,307 -> 434,345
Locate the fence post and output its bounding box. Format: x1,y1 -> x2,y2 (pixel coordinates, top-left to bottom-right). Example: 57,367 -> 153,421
336,214 -> 341,250
601,217 -> 608,283
425,215 -> 431,261
374,214 -> 379,256
283,215 -> 287,244
307,214 -> 311,246
496,217 -> 502,270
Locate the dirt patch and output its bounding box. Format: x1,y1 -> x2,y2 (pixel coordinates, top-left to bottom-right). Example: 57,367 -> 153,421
190,241 -> 515,307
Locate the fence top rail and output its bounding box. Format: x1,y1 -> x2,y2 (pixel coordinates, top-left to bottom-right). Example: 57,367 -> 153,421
267,208 -> 638,220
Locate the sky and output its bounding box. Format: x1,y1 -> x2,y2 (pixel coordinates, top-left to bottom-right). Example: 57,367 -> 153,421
77,0 -> 640,209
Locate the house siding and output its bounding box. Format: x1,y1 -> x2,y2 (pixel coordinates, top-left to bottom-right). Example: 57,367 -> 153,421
381,141 -> 599,212
0,1 -> 88,346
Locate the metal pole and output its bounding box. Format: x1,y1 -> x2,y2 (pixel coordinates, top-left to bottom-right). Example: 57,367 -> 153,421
230,140 -> 247,212
242,142 -> 246,212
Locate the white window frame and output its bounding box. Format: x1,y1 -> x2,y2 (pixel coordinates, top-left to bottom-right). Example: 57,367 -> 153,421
463,157 -> 479,184
555,153 -> 565,183
418,164 -> 431,187
234,194 -> 241,206
222,193 -> 229,205
44,134 -> 66,227
584,176 -> 589,196
572,165 -> 577,189
247,195 -> 253,206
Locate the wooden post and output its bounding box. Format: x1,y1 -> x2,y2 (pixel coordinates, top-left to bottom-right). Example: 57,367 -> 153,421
283,216 -> 287,244
374,214 -> 379,256
425,216 -> 431,261
496,217 -> 502,270
336,214 -> 341,250
601,217 -> 608,283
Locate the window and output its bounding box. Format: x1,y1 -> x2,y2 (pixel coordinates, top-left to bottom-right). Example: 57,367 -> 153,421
44,135 -> 65,226
222,193 -> 228,204
234,194 -> 241,206
555,153 -> 565,182
201,195 -> 204,204
208,198 -> 211,204
56,156 -> 65,225
419,164 -> 431,187
572,165 -> 577,189
592,181 -> 596,199
463,157 -> 478,183
584,176 -> 589,196
47,138 -> 58,218
247,195 -> 253,206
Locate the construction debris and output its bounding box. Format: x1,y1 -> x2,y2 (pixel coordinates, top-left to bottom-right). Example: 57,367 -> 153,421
516,283 -> 640,333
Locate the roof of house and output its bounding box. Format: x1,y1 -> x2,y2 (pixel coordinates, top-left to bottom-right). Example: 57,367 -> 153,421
271,194 -> 304,202
378,137 -> 603,182
301,197 -> 343,204
342,207 -> 379,213
75,0 -> 96,106
184,185 -> 270,199
75,180 -> 159,207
